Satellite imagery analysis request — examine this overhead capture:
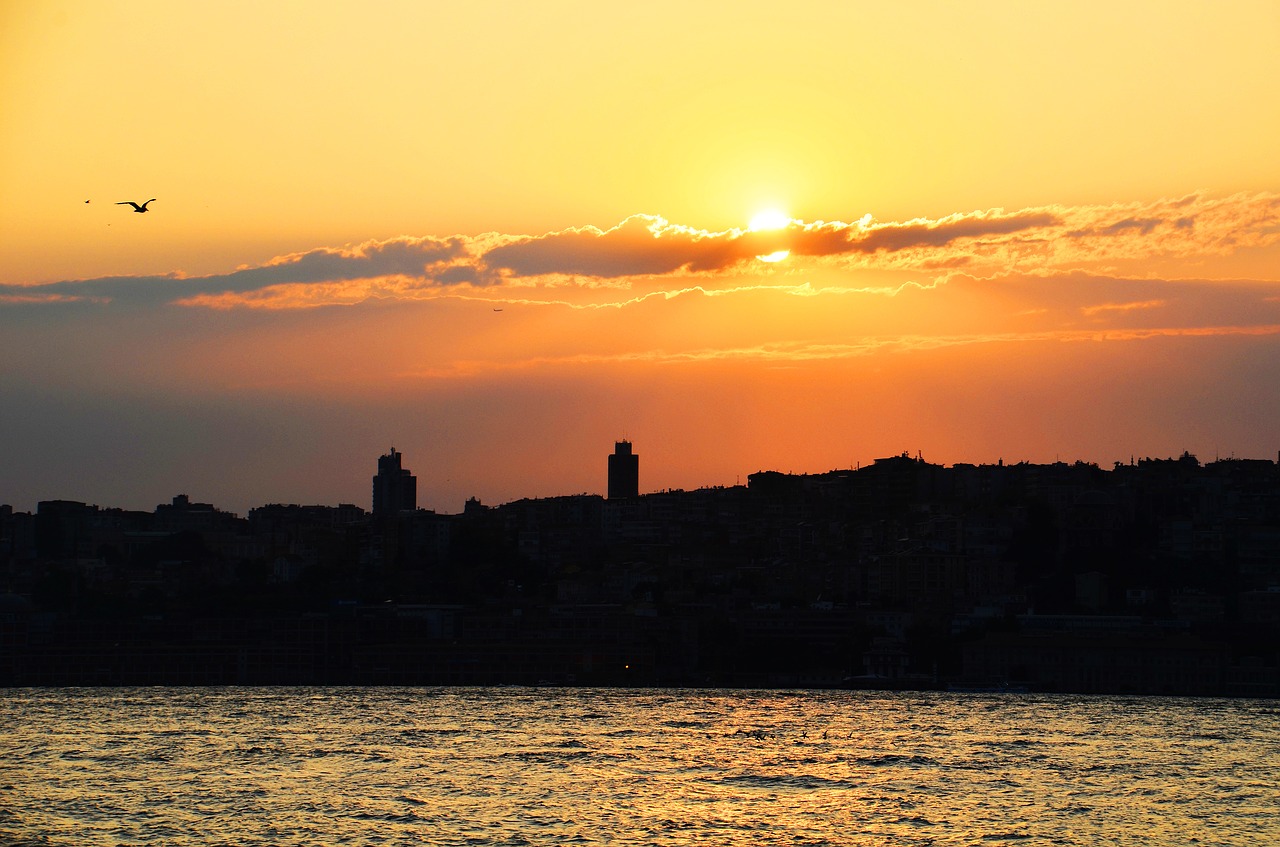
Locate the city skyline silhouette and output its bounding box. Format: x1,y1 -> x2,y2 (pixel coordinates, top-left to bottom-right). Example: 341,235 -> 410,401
6,438 -> 1280,518
4,442 -> 1279,694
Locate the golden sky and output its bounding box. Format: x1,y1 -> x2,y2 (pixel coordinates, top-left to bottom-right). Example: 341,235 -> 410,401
3,1 -> 1280,513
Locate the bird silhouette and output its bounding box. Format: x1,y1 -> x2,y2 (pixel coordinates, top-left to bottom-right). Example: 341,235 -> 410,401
116,199 -> 156,213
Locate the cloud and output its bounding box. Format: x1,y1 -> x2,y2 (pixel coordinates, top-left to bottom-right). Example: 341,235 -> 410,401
1,236 -> 467,307
1099,218 -> 1162,236
837,210 -> 1061,254
479,216 -> 728,278
5,192 -> 1279,309
1080,299 -> 1166,317
235,236 -> 467,286
477,209 -> 1063,280
1053,192 -> 1280,257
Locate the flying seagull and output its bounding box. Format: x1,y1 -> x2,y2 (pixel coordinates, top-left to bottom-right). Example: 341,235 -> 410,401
116,199 -> 156,213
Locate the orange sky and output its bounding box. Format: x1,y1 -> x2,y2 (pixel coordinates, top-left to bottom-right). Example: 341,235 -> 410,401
3,1 -> 1280,514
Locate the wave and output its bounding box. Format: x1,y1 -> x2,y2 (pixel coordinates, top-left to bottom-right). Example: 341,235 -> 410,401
850,754 -> 941,768
715,773 -> 858,791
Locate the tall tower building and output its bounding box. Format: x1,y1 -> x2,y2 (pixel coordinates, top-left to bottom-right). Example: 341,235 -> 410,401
607,440 -> 639,500
372,448 -> 417,517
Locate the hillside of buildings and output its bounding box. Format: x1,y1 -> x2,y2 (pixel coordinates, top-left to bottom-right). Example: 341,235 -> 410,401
3,449 -> 1279,695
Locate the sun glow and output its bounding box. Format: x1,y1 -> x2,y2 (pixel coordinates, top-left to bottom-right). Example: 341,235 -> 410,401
749,208 -> 791,232
749,208 -> 791,262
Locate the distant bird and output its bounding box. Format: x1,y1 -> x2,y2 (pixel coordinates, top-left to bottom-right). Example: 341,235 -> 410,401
84,199 -> 90,204
116,199 -> 156,213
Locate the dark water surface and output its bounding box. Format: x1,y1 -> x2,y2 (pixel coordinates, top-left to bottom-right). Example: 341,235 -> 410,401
1,687 -> 1277,845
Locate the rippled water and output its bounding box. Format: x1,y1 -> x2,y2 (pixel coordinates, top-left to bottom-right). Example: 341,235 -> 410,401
1,687 -> 1277,846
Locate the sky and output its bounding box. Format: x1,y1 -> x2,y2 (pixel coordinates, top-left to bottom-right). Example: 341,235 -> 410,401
3,1 -> 1280,516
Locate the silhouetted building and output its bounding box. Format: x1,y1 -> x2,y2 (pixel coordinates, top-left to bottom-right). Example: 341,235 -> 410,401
34,500 -> 98,560
608,440 -> 639,500
373,448 -> 417,517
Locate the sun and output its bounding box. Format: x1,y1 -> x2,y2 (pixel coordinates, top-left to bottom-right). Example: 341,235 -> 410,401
748,208 -> 791,232
749,208 -> 791,262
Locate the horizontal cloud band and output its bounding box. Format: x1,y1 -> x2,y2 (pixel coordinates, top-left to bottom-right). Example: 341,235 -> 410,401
4,192 -> 1278,308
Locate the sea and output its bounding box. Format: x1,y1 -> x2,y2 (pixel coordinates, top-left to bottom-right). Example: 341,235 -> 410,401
1,687 -> 1277,846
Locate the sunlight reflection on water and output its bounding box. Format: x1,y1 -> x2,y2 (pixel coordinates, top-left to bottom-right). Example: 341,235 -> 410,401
1,688 -> 1278,846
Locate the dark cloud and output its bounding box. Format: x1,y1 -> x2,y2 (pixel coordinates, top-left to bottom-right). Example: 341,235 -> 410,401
230,237 -> 466,289
480,210 -> 1062,279
1099,217 -> 1162,236
480,216 -> 764,279
1069,216 -> 1166,238
796,211 -> 1061,256
1,236 -> 467,307
0,274 -> 183,306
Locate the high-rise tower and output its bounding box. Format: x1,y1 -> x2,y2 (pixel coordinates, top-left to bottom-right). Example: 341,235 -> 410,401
607,440 -> 639,500
372,448 -> 417,517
